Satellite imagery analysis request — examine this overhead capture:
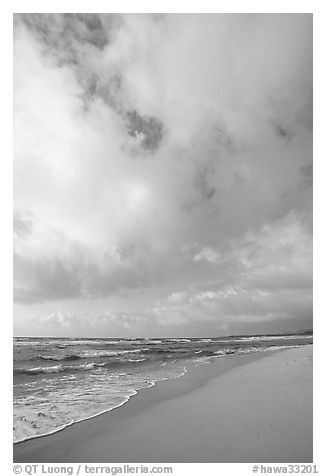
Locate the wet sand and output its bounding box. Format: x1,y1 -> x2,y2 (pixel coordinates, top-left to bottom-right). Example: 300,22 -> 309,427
14,345 -> 313,463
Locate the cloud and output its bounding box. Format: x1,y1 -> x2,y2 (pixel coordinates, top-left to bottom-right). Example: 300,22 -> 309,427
13,14 -> 312,335
193,247 -> 222,264
126,110 -> 165,152
167,291 -> 187,304
14,212 -> 312,335
150,212 -> 312,330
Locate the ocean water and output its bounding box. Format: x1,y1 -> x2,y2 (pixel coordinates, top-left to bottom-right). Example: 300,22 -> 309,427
13,334 -> 312,443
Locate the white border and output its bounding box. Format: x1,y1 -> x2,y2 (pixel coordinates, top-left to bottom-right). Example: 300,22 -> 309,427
2,3 -> 323,474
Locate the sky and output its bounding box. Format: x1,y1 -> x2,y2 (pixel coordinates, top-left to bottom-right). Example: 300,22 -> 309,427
13,13 -> 313,337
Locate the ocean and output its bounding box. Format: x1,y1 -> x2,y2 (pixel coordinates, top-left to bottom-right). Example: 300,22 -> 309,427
13,333 -> 313,443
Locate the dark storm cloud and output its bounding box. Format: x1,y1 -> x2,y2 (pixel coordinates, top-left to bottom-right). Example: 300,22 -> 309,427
126,111 -> 165,152
272,121 -> 293,141
193,162 -> 217,202
17,13 -> 114,57
15,13 -> 124,111
81,73 -> 123,111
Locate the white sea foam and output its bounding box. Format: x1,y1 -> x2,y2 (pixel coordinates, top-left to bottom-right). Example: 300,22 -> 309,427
13,360 -> 189,444
80,348 -> 147,358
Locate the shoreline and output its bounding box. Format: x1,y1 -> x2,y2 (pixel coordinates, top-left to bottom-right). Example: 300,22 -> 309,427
14,349 -> 274,447
14,346 -> 313,463
13,367 -> 184,445
13,347 -> 299,446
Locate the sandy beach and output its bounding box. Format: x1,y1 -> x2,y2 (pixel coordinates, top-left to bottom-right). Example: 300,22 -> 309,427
13,345 -> 313,463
